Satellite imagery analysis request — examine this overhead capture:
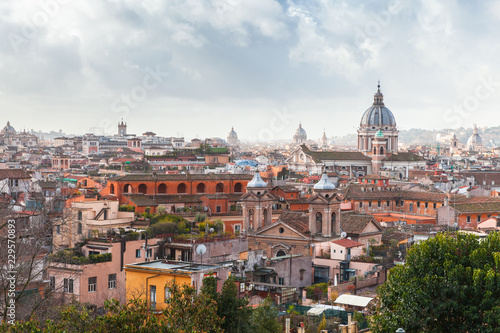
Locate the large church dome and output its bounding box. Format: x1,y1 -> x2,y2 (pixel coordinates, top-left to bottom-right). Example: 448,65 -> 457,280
360,84 -> 396,128
227,127 -> 239,146
1,121 -> 16,136
466,124 -> 483,151
293,123 -> 307,144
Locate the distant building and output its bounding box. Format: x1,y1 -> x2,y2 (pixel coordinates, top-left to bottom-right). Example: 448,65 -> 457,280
293,123 -> 307,145
466,124 -> 484,152
227,127 -> 240,146
0,121 -> 39,147
118,120 -> 127,137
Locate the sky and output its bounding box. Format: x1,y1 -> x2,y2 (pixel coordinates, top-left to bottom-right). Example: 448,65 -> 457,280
1,0 -> 500,142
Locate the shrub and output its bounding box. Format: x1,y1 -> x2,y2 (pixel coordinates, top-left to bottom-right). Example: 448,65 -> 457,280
147,222 -> 178,237
126,232 -> 140,241
194,213 -> 206,223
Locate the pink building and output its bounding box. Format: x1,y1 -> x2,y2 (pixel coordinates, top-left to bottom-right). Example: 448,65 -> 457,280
47,238 -> 160,311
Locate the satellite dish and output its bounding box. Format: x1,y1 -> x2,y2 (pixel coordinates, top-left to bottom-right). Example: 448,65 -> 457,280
209,228 -> 215,233
347,237 -> 352,240
196,244 -> 207,255
341,232 -> 347,239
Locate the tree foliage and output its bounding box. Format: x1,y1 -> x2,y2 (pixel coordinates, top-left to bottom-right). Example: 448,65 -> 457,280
218,276 -> 252,333
251,297 -> 282,333
0,276 -> 283,332
371,232 -> 500,333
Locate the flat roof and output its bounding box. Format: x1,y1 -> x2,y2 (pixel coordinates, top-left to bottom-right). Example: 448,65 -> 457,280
125,260 -> 223,273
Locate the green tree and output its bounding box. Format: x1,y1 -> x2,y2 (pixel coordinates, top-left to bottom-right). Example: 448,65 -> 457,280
201,275 -> 218,301
0,285 -> 222,332
251,297 -> 282,333
218,276 -> 252,333
163,280 -> 223,333
371,232 -> 500,333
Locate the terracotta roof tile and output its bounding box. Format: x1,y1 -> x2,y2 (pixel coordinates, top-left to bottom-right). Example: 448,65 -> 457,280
278,211 -> 310,234
300,145 -> 371,162
114,173 -> 253,182
0,169 -> 30,180
332,238 -> 364,248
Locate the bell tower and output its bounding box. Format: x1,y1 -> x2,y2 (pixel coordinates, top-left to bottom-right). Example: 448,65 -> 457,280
118,119 -> 127,137
240,172 -> 274,233
371,130 -> 387,175
307,173 -> 341,237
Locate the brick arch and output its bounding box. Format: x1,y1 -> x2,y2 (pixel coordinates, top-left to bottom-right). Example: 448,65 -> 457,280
158,183 -> 167,194
234,182 -> 243,193
123,184 -> 133,193
138,183 -> 147,194
216,183 -> 224,193
110,183 -> 115,195
196,183 -> 206,194
177,183 -> 187,194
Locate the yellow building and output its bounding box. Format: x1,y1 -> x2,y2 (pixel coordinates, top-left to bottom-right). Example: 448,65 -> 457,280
124,260 -> 231,311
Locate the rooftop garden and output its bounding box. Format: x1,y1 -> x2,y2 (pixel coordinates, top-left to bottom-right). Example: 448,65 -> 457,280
50,248 -> 112,265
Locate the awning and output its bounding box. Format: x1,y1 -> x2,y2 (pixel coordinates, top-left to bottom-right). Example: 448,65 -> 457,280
307,305 -> 345,317
254,268 -> 275,276
86,245 -> 110,251
334,294 -> 374,308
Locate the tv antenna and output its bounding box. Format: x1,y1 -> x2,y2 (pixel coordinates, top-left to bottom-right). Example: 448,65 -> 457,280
196,244 -> 207,266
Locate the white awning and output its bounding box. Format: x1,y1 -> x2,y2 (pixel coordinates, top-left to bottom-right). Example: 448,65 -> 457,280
334,294 -> 374,308
306,305 -> 345,317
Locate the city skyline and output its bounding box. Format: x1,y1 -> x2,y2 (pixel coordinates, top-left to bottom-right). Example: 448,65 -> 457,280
2,1 -> 500,139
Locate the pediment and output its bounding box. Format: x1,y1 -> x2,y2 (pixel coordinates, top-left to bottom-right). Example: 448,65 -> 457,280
308,194 -> 342,204
253,221 -> 308,239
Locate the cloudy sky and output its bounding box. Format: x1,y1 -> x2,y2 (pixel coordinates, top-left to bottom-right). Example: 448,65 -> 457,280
1,0 -> 500,141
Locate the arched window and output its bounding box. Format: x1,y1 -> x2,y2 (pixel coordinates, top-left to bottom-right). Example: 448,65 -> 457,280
77,223 -> 82,235
158,183 -> 167,194
234,182 -> 243,193
248,209 -> 254,229
380,146 -> 384,155
263,208 -> 268,227
110,184 -> 115,195
216,183 -> 224,193
276,250 -> 286,257
316,212 -> 322,234
138,184 -> 147,194
123,184 -> 133,193
196,183 -> 206,194
78,211 -> 82,221
331,212 -> 336,234
177,183 -> 187,194
373,147 -> 377,155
